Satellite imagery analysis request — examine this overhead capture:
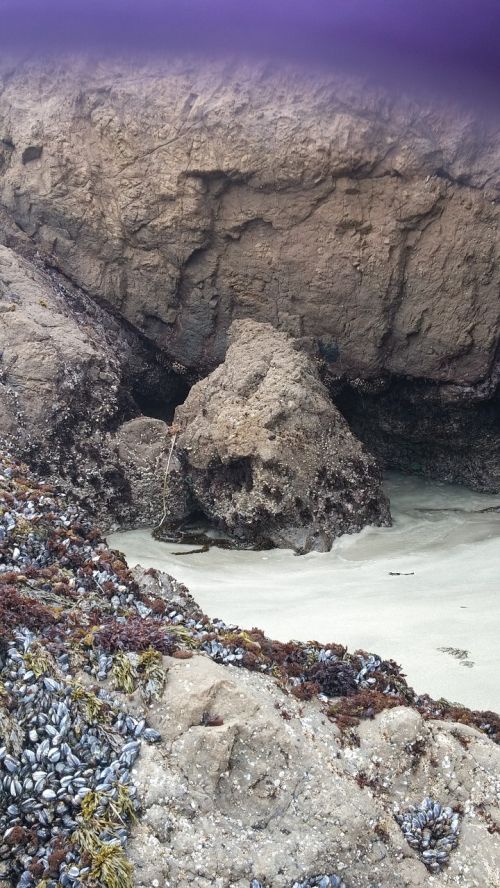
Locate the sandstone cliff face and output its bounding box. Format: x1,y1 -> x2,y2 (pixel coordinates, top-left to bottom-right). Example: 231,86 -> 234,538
0,55 -> 499,492
0,56 -> 499,387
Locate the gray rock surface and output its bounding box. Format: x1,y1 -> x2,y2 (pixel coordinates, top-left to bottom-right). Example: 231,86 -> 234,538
126,652 -> 500,888
110,416 -> 190,529
167,319 -> 389,552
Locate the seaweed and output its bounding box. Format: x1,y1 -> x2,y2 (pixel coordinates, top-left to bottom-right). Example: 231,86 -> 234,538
328,690 -> 405,731
112,652 -> 137,695
307,660 -> 358,697
95,617 -> 177,655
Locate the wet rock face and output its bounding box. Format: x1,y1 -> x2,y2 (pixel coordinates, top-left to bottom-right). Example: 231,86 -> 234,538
336,376 -> 500,493
169,320 -> 390,552
0,242 -> 183,526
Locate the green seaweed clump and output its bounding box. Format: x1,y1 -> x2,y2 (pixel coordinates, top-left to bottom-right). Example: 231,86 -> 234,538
90,840 -> 134,888
137,647 -> 166,703
112,652 -> 137,694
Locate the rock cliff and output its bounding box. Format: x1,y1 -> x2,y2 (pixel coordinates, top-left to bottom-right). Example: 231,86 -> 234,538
0,55 -> 498,490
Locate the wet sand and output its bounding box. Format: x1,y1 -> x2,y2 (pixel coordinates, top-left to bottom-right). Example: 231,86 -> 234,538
109,474 -> 500,712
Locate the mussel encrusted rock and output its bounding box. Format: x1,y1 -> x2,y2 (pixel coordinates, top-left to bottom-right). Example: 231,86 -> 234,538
395,797 -> 461,872
163,319 -> 390,553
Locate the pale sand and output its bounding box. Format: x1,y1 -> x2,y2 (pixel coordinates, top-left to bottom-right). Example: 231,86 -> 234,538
109,474 -> 500,712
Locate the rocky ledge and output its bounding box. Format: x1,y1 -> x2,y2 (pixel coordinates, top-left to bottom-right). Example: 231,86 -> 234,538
0,453 -> 499,888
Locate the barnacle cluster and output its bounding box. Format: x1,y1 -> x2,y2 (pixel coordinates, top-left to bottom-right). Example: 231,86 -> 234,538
395,797 -> 461,872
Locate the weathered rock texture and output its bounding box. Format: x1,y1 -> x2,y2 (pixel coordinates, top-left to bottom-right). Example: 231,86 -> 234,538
110,416 -> 189,529
167,320 -> 390,552
0,55 -> 499,383
0,54 -> 498,489
0,236 -> 185,525
125,652 -> 500,888
336,376 -> 500,492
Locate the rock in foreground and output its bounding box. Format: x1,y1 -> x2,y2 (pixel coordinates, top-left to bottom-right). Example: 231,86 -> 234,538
129,654 -> 500,888
168,320 -> 390,552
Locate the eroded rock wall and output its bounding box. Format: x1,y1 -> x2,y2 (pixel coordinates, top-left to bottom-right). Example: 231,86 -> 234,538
0,56 -> 499,385
0,55 -> 499,490
0,234 -> 184,525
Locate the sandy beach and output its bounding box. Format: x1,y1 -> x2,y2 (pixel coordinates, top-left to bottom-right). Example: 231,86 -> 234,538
110,474 -> 500,712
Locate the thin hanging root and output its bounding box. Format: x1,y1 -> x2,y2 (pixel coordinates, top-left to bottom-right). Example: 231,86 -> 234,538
154,431 -> 178,533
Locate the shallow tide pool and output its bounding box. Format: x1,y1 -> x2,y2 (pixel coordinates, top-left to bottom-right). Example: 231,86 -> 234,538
108,474 -> 500,712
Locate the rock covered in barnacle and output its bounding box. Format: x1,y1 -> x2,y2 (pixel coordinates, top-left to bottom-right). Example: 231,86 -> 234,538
167,319 -> 390,554
395,797 -> 460,872
250,877 -> 345,888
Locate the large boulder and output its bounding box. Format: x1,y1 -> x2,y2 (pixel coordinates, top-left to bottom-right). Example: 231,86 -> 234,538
168,320 -> 390,552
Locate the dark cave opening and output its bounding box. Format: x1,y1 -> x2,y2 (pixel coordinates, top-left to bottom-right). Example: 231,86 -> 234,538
132,377 -> 191,424
334,377 -> 500,494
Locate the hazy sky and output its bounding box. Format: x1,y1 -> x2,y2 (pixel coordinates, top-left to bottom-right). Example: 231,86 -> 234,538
1,1 -> 499,110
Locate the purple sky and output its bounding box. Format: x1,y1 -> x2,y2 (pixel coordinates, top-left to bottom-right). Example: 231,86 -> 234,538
1,1 -> 500,110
